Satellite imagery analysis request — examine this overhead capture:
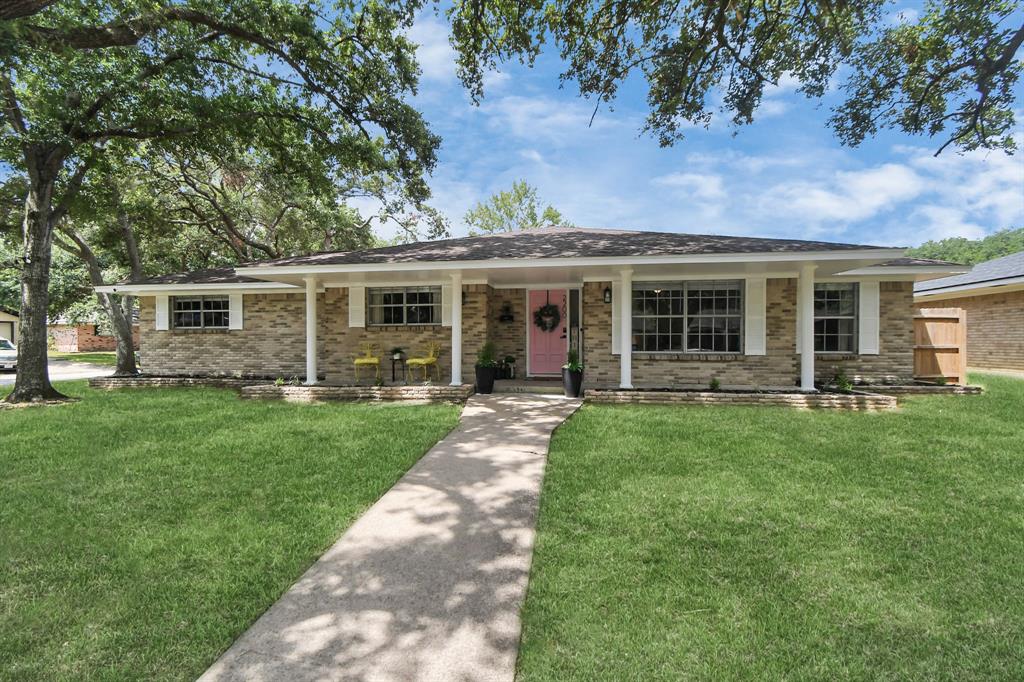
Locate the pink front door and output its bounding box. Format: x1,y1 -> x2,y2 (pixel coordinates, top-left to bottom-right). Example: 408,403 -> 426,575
528,289 -> 568,375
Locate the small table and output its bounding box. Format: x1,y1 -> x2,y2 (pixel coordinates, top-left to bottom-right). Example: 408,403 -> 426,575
391,357 -> 407,383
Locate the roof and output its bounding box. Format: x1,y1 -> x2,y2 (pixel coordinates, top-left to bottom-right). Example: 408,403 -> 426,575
879,257 -> 965,267
128,266 -> 264,287
0,306 -> 18,317
915,251 -> 1024,293
242,226 -> 886,269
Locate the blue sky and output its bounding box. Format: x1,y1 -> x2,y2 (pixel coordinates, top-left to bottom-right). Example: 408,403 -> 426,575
378,9 -> 1024,247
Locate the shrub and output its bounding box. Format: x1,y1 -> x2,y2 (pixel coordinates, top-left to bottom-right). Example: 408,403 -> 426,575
709,377 -> 721,391
476,341 -> 498,368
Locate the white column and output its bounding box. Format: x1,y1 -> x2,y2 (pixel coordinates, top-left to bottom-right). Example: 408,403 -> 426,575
619,268 -> 633,389
798,263 -> 816,391
450,271 -> 463,385
304,276 -> 318,385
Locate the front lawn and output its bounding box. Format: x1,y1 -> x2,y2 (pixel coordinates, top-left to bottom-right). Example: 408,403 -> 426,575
518,373 -> 1023,681
48,351 -> 118,365
0,382 -> 460,680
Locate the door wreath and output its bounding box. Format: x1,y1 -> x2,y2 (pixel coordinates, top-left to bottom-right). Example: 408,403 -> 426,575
533,302 -> 561,332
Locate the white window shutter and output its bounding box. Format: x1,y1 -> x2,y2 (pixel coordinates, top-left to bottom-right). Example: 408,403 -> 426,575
348,286 -> 365,327
744,277 -> 767,355
858,281 -> 880,354
611,281 -> 621,355
155,295 -> 169,330
441,284 -> 452,326
228,294 -> 243,330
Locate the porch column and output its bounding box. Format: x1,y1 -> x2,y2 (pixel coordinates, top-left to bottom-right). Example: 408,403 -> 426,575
450,271 -> 462,385
798,263 -> 816,391
304,276 -> 318,385
619,267 -> 633,389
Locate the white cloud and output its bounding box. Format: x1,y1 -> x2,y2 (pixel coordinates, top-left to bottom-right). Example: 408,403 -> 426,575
653,172 -> 726,200
408,15 -> 456,83
481,95 -> 621,142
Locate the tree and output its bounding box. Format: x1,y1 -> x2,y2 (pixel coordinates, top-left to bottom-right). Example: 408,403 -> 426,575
0,0 -> 440,402
464,180 -> 571,235
906,227 -> 1024,265
445,0 -> 1022,155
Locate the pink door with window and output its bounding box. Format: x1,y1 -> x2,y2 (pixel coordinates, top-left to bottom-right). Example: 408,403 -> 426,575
528,289 -> 567,375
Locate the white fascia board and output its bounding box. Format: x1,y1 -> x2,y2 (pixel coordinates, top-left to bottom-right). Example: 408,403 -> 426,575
237,248 -> 906,278
914,277 -> 1024,301
94,282 -> 308,296
836,265 -> 969,277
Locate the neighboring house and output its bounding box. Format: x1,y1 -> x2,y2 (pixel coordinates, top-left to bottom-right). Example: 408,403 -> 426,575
915,251 -> 1024,372
0,307 -> 17,342
48,319 -> 140,353
96,227 -> 965,389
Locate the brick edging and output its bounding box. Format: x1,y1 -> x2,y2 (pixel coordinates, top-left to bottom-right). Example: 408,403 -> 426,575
240,384 -> 475,403
585,389 -> 897,411
89,376 -> 270,390
859,384 -> 983,395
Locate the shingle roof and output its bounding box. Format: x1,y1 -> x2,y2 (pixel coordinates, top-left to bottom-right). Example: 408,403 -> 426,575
915,251 -> 1024,293
130,266 -> 264,286
244,226 -> 885,268
878,257 -> 965,267
0,306 -> 18,317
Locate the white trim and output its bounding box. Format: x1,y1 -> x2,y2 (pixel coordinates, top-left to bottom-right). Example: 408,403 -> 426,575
524,287 -> 571,377
304,277 -> 318,385
798,264 -> 816,391
914,275 -> 1024,299
228,294 -> 243,330
858,281 -> 880,355
450,272 -> 463,385
611,280 -> 621,355
838,265 -> 968,276
238,249 -> 906,278
95,281 -> 303,295
492,281 -> 581,290
744,277 -> 767,356
619,268 -> 634,389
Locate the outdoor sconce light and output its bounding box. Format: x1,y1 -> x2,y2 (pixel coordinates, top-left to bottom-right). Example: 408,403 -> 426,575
603,287 -> 612,304
462,291 -> 468,305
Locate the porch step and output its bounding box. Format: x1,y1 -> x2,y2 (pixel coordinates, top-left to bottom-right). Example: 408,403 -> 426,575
493,381 -> 564,395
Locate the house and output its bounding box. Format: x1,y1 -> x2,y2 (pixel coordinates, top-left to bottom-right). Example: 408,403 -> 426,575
0,307 -> 17,342
95,227 -> 966,390
48,318 -> 140,353
915,251 -> 1024,372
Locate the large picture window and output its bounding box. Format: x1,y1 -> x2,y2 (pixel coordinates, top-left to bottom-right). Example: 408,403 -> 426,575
814,283 -> 858,352
367,286 -> 441,326
172,296 -> 230,329
632,280 -> 743,353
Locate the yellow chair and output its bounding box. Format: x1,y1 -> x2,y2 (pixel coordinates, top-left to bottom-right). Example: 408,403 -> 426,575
406,341 -> 441,382
352,342 -> 381,381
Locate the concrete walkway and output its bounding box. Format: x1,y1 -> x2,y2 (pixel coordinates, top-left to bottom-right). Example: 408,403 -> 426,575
200,393 -> 581,682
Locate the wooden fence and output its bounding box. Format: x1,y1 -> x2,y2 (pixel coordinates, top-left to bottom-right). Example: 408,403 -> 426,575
914,308 -> 967,384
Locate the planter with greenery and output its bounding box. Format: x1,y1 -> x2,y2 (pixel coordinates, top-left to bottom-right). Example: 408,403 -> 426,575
562,348 -> 584,397
475,342 -> 499,394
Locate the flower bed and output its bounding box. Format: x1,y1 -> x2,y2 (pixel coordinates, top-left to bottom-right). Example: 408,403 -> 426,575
585,388 -> 897,411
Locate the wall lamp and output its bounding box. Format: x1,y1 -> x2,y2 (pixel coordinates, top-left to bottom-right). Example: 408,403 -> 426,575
603,287 -> 612,304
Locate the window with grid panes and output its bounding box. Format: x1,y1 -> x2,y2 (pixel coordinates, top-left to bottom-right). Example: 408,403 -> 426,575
814,283 -> 858,352
631,280 -> 743,353
367,286 -> 441,325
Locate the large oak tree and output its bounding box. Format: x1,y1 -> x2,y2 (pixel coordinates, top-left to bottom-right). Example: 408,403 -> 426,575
0,0 -> 439,402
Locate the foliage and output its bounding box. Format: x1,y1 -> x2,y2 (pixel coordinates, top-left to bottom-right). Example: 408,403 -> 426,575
563,348 -> 583,372
0,380 -> 459,680
464,180 -> 572,235
906,227 -> 1024,265
708,376 -> 721,391
476,340 -> 498,367
446,0 -> 1023,155
832,370 -> 854,391
521,373 -> 1024,679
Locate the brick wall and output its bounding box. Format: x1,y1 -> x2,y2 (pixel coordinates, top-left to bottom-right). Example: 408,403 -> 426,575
49,323 -> 140,352
582,278 -> 914,388
918,289 -> 1024,371
487,288 -> 527,367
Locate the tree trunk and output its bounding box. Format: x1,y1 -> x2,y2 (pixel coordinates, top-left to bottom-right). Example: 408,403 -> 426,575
7,173 -> 66,403
104,291 -> 138,376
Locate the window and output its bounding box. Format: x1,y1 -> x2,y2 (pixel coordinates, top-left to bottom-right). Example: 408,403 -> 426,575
814,283 -> 857,352
172,296 -> 230,329
367,286 -> 441,326
632,280 -> 743,353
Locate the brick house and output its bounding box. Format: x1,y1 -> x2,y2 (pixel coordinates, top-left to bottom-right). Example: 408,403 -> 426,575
915,251 -> 1024,372
48,319 -> 140,353
0,307 -> 17,343
96,227 -> 965,389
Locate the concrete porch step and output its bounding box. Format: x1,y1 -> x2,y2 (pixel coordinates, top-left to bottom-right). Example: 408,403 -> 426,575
493,380 -> 565,395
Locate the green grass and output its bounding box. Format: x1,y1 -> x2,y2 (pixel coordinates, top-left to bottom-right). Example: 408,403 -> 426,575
0,381 -> 460,681
518,373 -> 1024,681
48,351 -> 119,365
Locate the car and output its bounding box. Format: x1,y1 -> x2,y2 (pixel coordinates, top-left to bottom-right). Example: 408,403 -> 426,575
0,337 -> 16,371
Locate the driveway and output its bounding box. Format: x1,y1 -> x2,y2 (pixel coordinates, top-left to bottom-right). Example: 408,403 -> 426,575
0,359 -> 111,386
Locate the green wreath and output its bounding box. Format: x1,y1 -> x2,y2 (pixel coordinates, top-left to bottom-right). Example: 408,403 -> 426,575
533,303 -> 561,332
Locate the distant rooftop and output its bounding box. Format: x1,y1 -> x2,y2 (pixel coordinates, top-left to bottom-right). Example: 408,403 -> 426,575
915,251 -> 1024,293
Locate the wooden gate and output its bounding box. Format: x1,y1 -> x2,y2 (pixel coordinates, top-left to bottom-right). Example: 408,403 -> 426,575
914,308 -> 967,384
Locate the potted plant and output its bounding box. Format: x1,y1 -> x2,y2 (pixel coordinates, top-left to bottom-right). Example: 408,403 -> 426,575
390,346 -> 404,360
562,348 -> 584,397
503,355 -> 516,380
475,341 -> 499,394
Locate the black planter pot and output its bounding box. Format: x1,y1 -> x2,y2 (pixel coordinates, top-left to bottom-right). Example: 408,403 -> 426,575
475,365 -> 498,394
562,368 -> 584,397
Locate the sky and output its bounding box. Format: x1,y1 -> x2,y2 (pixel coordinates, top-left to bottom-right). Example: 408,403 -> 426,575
376,9 -> 1024,247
